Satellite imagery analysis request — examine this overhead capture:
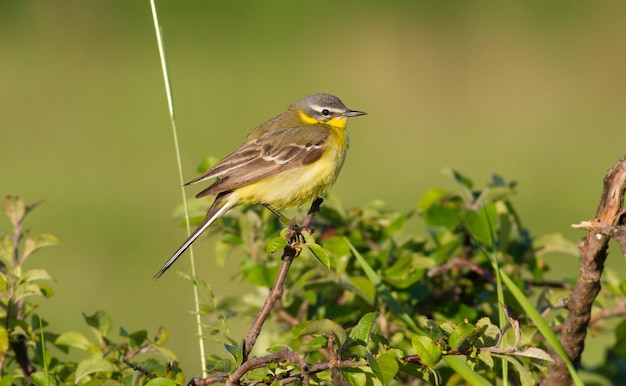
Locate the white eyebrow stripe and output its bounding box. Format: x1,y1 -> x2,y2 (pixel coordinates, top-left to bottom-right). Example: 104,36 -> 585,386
309,103 -> 343,114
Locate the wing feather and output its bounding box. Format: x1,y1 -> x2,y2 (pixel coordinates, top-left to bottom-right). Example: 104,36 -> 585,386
192,125 -> 330,198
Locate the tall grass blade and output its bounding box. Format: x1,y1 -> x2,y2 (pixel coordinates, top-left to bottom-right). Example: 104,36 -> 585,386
500,272 -> 584,386
149,0 -> 207,377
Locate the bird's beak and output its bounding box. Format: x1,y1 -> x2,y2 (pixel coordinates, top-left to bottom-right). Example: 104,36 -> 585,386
344,110 -> 367,117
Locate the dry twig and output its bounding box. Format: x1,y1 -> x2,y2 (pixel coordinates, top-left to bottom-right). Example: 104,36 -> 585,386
543,155 -> 626,385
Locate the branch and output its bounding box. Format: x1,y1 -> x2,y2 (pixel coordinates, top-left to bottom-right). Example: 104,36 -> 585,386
428,257 -> 496,286
191,347 -> 362,385
572,221 -> 626,258
544,154 -> 626,385
552,301 -> 626,335
203,198 -> 325,386
240,244 -> 296,366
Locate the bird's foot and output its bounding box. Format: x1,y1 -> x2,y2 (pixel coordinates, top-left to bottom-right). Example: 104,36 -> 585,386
286,223 -> 313,246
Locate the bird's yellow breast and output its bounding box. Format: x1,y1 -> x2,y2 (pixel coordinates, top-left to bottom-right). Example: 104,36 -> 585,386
233,125 -> 349,208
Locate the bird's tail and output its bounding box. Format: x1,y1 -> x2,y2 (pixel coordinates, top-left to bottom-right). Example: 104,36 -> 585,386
154,194 -> 234,279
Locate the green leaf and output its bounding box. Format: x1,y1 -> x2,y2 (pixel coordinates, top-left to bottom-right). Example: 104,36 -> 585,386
84,311 -> 113,339
463,204 -> 498,248
306,242 -> 331,269
55,331 -> 94,351
383,254 -> 432,289
306,335 -> 329,350
302,232 -> 331,269
411,335 -> 441,367
37,283 -> 55,298
387,213 -> 407,234
0,326 -> 8,358
153,326 -> 169,346
145,378 -> 178,386
349,312 -> 377,344
0,375 -> 14,386
23,234 -> 61,260
448,321 -> 477,350
83,381 -> 124,386
423,204 -> 461,229
224,340 -> 244,365
445,168 -> 474,189
346,238 -> 426,336
127,330 -> 148,348
265,237 -> 287,253
474,317 -> 501,347
339,366 -> 378,386
0,236 -> 14,263
74,358 -> 118,383
30,372 -> 57,386
206,357 -> 235,373
14,283 -> 44,300
23,269 -> 54,282
417,188 -> 447,212
296,319 -> 347,346
368,352 -> 399,384
345,276 -> 376,305
367,353 -> 400,384
478,350 -> 494,369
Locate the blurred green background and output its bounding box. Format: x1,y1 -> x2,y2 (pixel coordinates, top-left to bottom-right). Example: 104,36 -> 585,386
2,0 -> 626,378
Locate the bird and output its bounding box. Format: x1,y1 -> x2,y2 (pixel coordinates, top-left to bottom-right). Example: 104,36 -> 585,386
154,93 -> 366,279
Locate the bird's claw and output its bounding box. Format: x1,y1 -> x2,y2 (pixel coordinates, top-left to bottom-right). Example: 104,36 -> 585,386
287,223 -> 313,246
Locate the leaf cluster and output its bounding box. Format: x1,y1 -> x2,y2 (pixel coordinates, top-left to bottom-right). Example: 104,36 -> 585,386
189,170 -> 593,385
3,165 -> 626,385
0,197 -> 182,385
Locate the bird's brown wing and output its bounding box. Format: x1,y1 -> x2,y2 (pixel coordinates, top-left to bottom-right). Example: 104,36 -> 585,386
189,125 -> 330,198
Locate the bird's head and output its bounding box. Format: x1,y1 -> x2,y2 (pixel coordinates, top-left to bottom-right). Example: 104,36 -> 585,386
291,93 -> 366,129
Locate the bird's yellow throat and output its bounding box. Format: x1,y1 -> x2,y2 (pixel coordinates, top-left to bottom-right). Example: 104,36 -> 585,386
298,111 -> 348,130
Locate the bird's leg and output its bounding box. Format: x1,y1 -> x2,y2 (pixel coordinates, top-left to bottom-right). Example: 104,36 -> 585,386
287,222 -> 307,246
263,203 -> 293,226
263,203 -> 287,219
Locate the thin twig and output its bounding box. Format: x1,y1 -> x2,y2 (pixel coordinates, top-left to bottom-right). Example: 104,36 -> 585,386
192,347 -> 362,385
428,257 -> 495,286
275,358 -> 362,385
240,247 -> 297,366
552,300 -> 626,334
123,359 -> 156,379
229,348 -> 305,385
194,199 -> 326,386
216,198 -> 324,386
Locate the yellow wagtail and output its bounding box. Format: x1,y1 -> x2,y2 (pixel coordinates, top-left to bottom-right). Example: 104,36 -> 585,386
154,93 -> 366,278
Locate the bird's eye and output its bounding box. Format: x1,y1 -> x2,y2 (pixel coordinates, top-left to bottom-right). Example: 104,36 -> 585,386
321,109 -> 331,117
